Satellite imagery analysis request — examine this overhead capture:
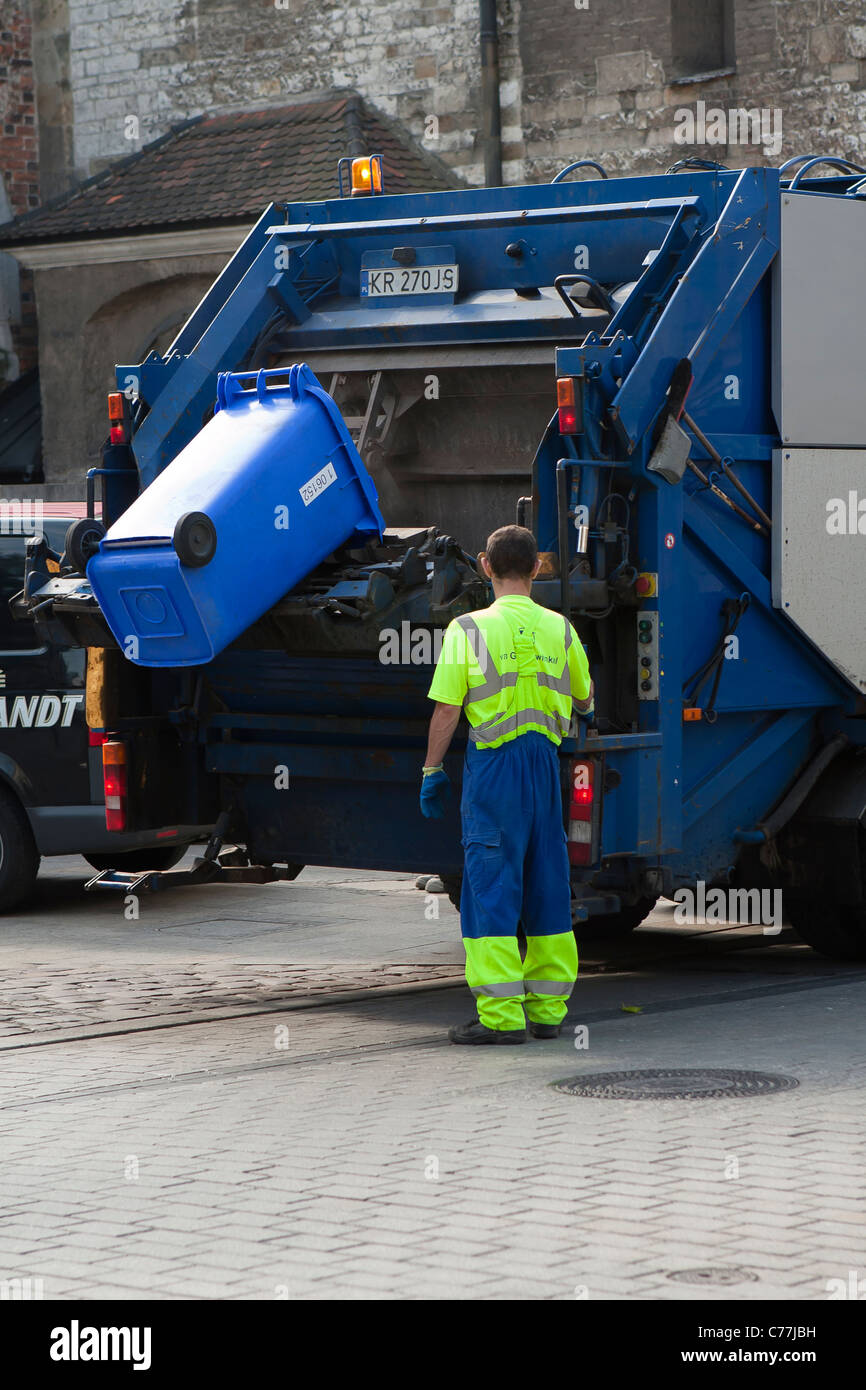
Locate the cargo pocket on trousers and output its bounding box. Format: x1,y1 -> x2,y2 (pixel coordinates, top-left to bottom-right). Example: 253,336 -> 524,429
461,827 -> 504,902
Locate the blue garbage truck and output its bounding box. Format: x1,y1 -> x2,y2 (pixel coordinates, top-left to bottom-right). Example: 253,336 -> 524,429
18,153 -> 866,959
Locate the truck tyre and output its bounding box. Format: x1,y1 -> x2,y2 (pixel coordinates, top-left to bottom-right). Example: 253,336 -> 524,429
173,511 -> 217,568
84,845 -> 188,874
787,898 -> 866,962
572,895 -> 657,941
441,873 -> 462,911
0,786 -> 40,913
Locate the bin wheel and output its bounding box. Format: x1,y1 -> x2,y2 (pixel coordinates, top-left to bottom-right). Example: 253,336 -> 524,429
64,517 -> 106,573
173,512 -> 217,568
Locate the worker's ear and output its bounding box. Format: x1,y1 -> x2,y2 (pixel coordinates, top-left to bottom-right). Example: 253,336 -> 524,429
478,552 -> 492,579
531,557 -> 542,579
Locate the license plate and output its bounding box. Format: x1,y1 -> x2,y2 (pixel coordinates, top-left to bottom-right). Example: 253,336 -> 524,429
362,265 -> 458,297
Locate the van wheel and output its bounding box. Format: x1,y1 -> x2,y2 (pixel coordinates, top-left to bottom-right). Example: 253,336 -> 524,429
572,895 -> 657,940
85,845 -> 188,873
787,897 -> 866,961
0,787 -> 40,912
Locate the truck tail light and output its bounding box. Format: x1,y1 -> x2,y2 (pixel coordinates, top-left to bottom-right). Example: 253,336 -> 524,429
108,391 -> 126,444
568,757 -> 595,865
557,377 -> 579,434
102,739 -> 128,831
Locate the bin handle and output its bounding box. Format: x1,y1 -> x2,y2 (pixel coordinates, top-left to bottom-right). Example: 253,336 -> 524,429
289,362 -> 316,401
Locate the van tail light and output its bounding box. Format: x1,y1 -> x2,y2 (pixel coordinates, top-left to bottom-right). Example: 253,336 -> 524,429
568,757 -> 595,865
102,739 -> 128,831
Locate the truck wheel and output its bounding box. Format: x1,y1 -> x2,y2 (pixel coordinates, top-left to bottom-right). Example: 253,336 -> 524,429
0,787 -> 40,913
440,873 -> 463,911
572,895 -> 658,941
787,898 -> 866,961
85,845 -> 188,873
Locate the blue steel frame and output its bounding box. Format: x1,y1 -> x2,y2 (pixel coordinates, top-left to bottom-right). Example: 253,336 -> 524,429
110,164 -> 865,899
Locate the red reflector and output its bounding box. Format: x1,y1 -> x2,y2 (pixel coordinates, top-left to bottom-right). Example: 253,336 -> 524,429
570,760 -> 594,820
109,424 -> 126,445
88,729 -> 106,746
558,406 -> 579,434
156,829 -> 178,840
569,759 -> 596,865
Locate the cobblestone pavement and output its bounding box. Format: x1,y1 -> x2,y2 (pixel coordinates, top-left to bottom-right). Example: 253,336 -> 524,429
1,859 -> 864,1301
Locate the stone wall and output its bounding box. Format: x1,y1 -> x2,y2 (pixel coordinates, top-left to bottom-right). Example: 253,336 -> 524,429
60,0 -> 502,187
27,1 -> 866,195
519,0 -> 866,180
32,251 -> 225,496
0,0 -> 39,377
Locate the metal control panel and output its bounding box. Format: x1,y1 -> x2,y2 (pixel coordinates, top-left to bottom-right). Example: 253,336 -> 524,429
637,611 -> 659,701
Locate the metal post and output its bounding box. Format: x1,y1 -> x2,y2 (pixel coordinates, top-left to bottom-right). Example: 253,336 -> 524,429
479,0 -> 503,187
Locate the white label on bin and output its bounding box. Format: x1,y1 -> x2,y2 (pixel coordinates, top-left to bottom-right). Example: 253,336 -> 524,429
299,460 -> 338,506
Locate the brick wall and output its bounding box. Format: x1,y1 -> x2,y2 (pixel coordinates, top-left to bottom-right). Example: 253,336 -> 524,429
0,0 -> 38,377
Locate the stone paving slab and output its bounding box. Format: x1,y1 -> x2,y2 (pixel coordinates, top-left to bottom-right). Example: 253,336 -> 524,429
0,964 -> 864,1301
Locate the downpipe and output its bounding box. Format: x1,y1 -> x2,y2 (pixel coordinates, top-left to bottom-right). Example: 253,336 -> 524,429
479,0 -> 503,187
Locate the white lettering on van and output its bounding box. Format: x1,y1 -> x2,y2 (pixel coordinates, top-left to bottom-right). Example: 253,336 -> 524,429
0,693 -> 83,728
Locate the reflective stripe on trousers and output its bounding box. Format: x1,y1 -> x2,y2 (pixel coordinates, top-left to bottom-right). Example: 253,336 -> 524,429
464,933 -> 578,1030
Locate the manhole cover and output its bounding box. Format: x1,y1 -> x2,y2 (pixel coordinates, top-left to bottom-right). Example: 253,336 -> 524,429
668,1267 -> 758,1286
552,1068 -> 799,1100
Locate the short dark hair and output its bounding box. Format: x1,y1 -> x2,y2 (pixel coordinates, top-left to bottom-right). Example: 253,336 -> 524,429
483,525 -> 538,579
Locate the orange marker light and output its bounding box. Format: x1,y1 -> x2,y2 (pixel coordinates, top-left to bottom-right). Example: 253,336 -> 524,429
107,392 -> 124,421
351,156 -> 383,195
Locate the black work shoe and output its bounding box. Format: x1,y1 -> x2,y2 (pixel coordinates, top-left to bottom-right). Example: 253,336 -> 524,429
448,1018 -> 527,1045
528,1021 -> 562,1039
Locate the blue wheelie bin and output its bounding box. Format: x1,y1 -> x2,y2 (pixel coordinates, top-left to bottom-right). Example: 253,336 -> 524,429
87,364 -> 385,667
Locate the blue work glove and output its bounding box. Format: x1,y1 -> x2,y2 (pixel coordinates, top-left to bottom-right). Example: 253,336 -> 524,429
420,767 -> 451,819
577,700 -> 595,724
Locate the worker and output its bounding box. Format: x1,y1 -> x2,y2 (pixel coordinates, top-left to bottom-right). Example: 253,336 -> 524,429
421,524 -> 593,1045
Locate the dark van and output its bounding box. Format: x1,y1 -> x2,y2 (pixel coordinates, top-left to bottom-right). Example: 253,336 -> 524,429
0,504 -> 201,910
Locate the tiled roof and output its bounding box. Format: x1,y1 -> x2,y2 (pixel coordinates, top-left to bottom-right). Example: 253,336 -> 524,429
0,93 -> 463,246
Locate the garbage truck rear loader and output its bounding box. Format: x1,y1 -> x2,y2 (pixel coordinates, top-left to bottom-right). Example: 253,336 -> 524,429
22,156 -> 866,959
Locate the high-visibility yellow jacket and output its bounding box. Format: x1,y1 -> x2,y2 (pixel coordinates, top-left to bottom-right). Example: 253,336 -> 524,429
427,595 -> 591,750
